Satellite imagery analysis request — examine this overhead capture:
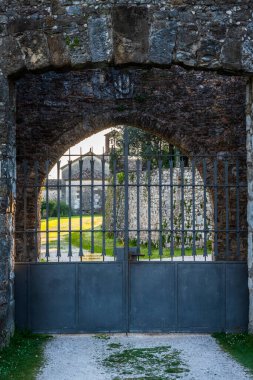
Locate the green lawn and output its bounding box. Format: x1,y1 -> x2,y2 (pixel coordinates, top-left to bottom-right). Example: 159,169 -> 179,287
0,330 -> 51,380
40,215 -> 102,245
213,333 -> 253,374
41,215 -> 211,258
68,229 -> 207,259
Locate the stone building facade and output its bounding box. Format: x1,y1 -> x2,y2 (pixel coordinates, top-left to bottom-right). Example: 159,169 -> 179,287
106,167 -> 214,251
61,153 -> 110,213
1,0 -> 253,347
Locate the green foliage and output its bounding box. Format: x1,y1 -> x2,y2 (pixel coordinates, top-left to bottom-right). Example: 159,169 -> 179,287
41,200 -> 70,218
117,172 -> 125,184
65,35 -> 80,49
0,330 -> 51,380
108,126 -> 187,170
68,229 -> 205,258
213,333 -> 253,374
107,343 -> 122,350
93,334 -> 110,340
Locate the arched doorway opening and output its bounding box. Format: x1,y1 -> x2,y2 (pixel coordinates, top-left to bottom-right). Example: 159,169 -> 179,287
14,66 -> 248,334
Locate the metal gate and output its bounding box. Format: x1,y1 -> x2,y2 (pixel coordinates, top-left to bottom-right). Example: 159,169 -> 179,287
15,128 -> 249,333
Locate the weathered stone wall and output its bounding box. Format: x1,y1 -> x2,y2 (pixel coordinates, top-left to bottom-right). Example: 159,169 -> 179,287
0,77 -> 15,347
14,67 -> 247,263
2,2 -> 253,76
0,0 -> 253,346
106,167 -> 214,251
247,79 -> 253,333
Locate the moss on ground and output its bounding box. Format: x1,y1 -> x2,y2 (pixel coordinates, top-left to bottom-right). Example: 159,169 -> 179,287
103,345 -> 189,379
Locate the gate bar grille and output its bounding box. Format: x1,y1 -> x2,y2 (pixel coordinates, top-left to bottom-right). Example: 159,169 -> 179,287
16,149 -> 247,263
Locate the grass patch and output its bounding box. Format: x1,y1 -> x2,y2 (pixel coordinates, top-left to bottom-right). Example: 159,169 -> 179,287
213,333 -> 253,374
107,343 -> 122,350
0,330 -> 51,380
102,346 -> 189,379
93,334 -> 110,340
69,229 -> 206,259
40,215 -> 102,245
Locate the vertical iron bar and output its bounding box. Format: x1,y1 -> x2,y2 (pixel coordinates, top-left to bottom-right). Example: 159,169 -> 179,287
214,159 -> 218,257
192,158 -> 196,259
113,157 -> 117,258
45,160 -> 50,261
124,128 -> 129,258
34,161 -> 39,262
68,160 -> 72,261
102,152 -> 106,259
79,159 -> 83,258
91,154 -> 95,254
236,159 -> 240,258
123,127 -> 129,333
57,160 -> 61,261
158,159 -> 163,259
170,157 -> 174,260
180,157 -> 185,259
225,159 -> 229,258
147,159 -> 151,259
203,158 -> 207,259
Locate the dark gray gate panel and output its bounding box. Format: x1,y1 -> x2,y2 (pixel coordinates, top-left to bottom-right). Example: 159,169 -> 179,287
226,263 -> 249,331
177,263 -> 225,332
30,264 -> 76,332
130,263 -> 176,331
78,263 -> 124,332
15,264 -> 28,329
15,262 -> 249,333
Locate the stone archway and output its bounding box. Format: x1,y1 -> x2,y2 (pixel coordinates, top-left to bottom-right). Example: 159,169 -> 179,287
1,1 -> 253,346
14,66 -> 247,263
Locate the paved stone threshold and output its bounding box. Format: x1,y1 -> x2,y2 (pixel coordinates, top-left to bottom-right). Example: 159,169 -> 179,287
37,334 -> 252,380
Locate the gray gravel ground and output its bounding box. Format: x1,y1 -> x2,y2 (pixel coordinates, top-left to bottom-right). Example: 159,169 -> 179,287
37,334 -> 252,380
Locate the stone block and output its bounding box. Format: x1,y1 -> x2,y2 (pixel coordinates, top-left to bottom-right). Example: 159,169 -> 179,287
18,31 -> 50,70
112,6 -> 149,64
221,39 -> 242,71
88,16 -> 112,62
47,34 -> 70,68
149,21 -> 176,64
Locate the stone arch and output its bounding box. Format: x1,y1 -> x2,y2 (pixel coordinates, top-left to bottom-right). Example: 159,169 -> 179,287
14,65 -> 247,262
1,1 -> 253,345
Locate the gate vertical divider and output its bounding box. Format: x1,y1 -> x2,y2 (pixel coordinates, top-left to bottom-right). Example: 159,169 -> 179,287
23,160 -> 28,261
75,263 -> 79,330
27,263 -> 31,331
223,262 -> 227,331
123,128 -> 130,333
175,262 -> 178,331
34,161 -> 39,262
236,159 -> 240,258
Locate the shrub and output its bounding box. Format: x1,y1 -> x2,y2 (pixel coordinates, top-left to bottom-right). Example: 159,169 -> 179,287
41,200 -> 70,218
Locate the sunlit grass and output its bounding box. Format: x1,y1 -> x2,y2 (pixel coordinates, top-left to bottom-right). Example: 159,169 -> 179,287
41,216 -> 211,259
68,230 -> 207,258
40,215 -> 102,245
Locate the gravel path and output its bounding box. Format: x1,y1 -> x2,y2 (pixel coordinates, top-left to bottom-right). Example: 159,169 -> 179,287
37,334 -> 252,380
